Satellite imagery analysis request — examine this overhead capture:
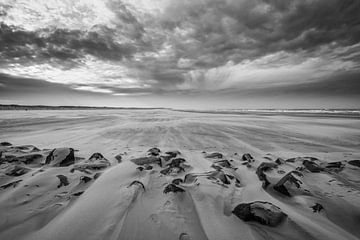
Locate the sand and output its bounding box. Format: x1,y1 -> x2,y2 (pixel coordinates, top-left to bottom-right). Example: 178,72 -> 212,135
0,109 -> 359,240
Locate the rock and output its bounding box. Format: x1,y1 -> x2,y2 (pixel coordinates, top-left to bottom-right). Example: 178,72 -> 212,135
167,158 -> 186,168
15,153 -> 43,164
303,160 -> 322,173
214,160 -> 232,168
256,162 -> 278,188
147,147 -> 161,156
137,166 -> 144,171
5,165 -> 30,176
325,161 -> 344,171
205,152 -> 223,159
73,153 -> 111,171
73,191 -> 84,196
232,201 -> 287,226
277,170 -> 286,174
285,158 -> 296,163
89,153 -> 106,161
145,165 -> 153,170
184,171 -> 230,185
45,148 -> 75,167
93,172 -> 102,179
311,203 -> 324,213
273,171 -> 305,197
165,150 -> 180,159
348,160 -> 360,167
56,175 -> 69,188
0,180 -> 22,189
275,158 -> 285,165
172,178 -> 183,185
80,176 -> 92,183
242,153 -> 254,162
0,142 -> 12,146
131,156 -> 160,166
163,183 -> 185,194
179,233 -> 190,240
128,180 -> 145,191
115,154 -> 122,163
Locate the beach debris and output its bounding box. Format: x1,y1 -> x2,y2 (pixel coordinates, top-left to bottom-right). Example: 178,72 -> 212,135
311,203 -> 324,213
348,160 -> 360,167
163,183 -> 185,194
128,180 -> 145,191
205,152 -> 223,159
45,148 -> 75,167
0,179 -> 23,189
147,147 -> 161,156
273,171 -> 306,197
242,153 -> 254,162
56,175 -> 69,188
256,162 -> 278,188
302,160 -> 322,173
5,165 -> 30,176
232,201 -> 287,226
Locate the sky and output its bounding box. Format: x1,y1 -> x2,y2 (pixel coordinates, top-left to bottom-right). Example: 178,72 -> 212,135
0,0 -> 359,109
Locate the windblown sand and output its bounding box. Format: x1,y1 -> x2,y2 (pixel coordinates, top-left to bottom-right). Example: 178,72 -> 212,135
0,109 -> 359,240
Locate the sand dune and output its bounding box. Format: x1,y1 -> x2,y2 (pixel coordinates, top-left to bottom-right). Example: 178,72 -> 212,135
0,109 -> 360,240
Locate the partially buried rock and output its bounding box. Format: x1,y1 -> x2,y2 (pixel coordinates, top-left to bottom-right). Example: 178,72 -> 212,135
165,150 -> 180,159
0,142 -> 12,146
242,153 -> 254,162
348,160 -> 360,167
56,175 -> 69,188
302,160 -> 322,173
93,172 -> 102,179
273,171 -> 305,197
115,154 -> 122,163
232,201 -> 287,227
45,148 -> 75,167
16,153 -> 43,164
131,156 -> 160,166
0,179 -> 22,189
163,183 -> 185,194
73,153 -> 110,171
147,147 -> 161,156
311,203 -> 324,213
80,176 -> 92,183
205,152 -> 223,159
256,162 -> 278,188
5,165 -> 30,176
275,158 -> 285,165
128,180 -> 145,191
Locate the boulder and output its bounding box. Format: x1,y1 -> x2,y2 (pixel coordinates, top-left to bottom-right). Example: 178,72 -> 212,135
45,148 -> 75,167
147,147 -> 161,156
232,201 -> 287,226
163,183 -> 185,194
242,153 -> 254,162
303,160 -> 322,173
348,160 -> 360,167
5,165 -> 30,176
273,171 -> 305,197
256,162 -> 278,188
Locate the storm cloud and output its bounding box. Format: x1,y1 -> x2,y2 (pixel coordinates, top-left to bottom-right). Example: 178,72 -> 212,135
0,0 -> 359,108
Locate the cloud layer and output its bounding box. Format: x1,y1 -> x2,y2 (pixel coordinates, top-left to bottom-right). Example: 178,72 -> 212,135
0,0 -> 359,107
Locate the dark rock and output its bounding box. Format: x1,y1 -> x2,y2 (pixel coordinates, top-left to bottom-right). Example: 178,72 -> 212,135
168,158 -> 186,168
184,171 -> 230,185
145,165 -> 153,170
115,154 -> 122,163
205,152 -> 223,159
211,164 -> 222,171
73,191 -> 84,196
45,148 -> 75,167
232,201 -> 287,226
285,158 -> 296,163
179,233 -> 190,240
73,153 -> 110,171
0,179 -> 22,189
5,165 -> 30,176
214,160 -> 232,168
303,160 -> 322,173
128,180 -> 145,191
311,203 -> 324,213
16,153 -> 43,164
163,183 -> 185,194
131,156 -> 160,166
147,147 -> 161,156
93,172 -> 102,179
89,153 -> 106,161
325,161 -> 344,170
56,175 -> 69,188
80,176 -> 92,183
348,160 -> 360,167
137,166 -> 144,171
172,178 -> 183,185
165,150 -> 180,159
273,171 -> 304,197
256,162 -> 278,188
0,142 -> 12,146
275,158 -> 285,165
242,153 -> 254,162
